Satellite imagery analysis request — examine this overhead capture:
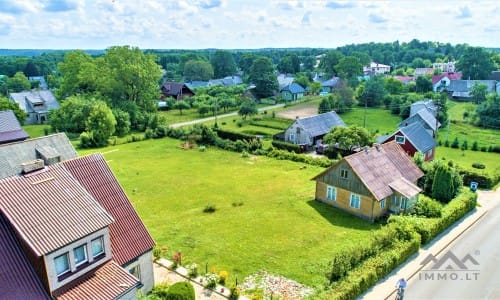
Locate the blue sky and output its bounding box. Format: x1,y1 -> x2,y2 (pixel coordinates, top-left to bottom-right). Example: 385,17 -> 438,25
0,0 -> 498,49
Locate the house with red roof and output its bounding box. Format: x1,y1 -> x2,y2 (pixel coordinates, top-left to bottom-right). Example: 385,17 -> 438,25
313,141 -> 424,221
0,134 -> 155,299
432,72 -> 462,92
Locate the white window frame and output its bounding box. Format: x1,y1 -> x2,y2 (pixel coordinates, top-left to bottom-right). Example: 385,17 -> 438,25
395,135 -> 405,144
400,197 -> 408,210
380,199 -> 386,209
326,186 -> 336,201
54,253 -> 70,276
349,193 -> 361,209
289,133 -> 295,143
340,169 -> 348,179
73,244 -> 88,267
129,265 -> 141,280
91,237 -> 105,258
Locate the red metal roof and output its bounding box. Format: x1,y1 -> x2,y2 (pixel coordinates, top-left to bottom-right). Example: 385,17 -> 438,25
0,213 -> 50,299
53,261 -> 139,300
0,164 -> 114,256
63,154 -> 155,265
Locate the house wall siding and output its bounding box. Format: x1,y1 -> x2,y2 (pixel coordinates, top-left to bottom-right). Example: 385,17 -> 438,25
124,250 -> 154,294
118,287 -> 139,300
315,161 -> 371,197
284,122 -> 311,145
315,182 -> 377,220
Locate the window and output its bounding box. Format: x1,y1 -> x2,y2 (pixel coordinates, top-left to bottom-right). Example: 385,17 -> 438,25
73,245 -> 88,267
326,186 -> 336,201
129,265 -> 141,280
91,237 -> 104,257
349,194 -> 361,209
395,135 -> 405,144
380,199 -> 386,209
400,197 -> 408,210
340,169 -> 348,179
54,253 -> 70,276
289,133 -> 295,142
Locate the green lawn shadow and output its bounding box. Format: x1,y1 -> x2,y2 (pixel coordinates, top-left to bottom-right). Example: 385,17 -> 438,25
307,199 -> 381,231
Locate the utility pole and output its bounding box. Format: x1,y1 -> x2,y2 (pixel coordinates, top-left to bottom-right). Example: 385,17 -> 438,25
363,97 -> 367,128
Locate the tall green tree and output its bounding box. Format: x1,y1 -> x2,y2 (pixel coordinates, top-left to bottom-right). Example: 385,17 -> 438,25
184,60 -> 214,81
456,47 -> 495,80
6,72 -> 31,92
319,50 -> 344,77
238,53 -> 257,74
475,93 -> 500,128
470,83 -> 488,104
248,57 -> 278,99
84,101 -> 116,147
277,54 -> 300,74
356,75 -> 386,107
323,126 -> 373,150
335,56 -> 362,79
210,50 -> 236,78
318,97 -> 332,114
415,76 -> 433,93
23,61 -> 40,77
431,164 -> 461,203
0,96 -> 27,123
57,50 -> 96,98
238,99 -> 258,120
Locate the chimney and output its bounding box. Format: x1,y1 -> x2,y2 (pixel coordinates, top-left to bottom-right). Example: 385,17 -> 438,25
373,143 -> 381,151
364,146 -> 370,154
22,159 -> 45,174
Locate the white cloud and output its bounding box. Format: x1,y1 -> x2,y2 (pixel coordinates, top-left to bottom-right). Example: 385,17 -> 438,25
456,6 -> 472,19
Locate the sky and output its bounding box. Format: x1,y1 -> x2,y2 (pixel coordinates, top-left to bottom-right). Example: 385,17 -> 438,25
0,0 -> 499,50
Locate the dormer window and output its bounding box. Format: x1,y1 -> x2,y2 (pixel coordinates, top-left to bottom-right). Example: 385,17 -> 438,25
73,244 -> 88,267
91,237 -> 104,257
54,253 -> 70,276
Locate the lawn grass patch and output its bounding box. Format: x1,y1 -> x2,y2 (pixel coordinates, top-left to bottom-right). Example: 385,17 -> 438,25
22,124 -> 51,138
339,107 -> 402,136
78,137 -> 379,287
435,147 -> 499,178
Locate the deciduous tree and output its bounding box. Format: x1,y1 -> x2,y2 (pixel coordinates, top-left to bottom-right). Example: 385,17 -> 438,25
323,126 -> 373,150
184,60 -> 214,82
456,46 -> 495,80
210,50 -> 236,78
6,72 -> 31,92
248,57 -> 278,99
238,99 -> 257,120
0,96 -> 27,123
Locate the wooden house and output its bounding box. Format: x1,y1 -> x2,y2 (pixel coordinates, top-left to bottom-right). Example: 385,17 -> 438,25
280,83 -> 305,101
313,141 -> 424,221
378,122 -> 436,161
160,82 -> 195,100
284,111 -> 345,147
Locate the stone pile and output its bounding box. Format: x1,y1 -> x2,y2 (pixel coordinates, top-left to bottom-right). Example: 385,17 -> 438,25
241,271 -> 313,300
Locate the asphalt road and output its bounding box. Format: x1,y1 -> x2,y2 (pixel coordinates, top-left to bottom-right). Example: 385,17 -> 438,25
405,193 -> 500,300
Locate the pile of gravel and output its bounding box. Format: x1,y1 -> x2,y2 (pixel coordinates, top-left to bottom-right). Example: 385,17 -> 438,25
241,270 -> 314,299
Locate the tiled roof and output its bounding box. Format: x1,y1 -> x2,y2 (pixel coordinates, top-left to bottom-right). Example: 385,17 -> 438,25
0,110 -> 29,144
431,72 -> 462,84
0,163 -> 114,256
53,261 -> 139,300
316,141 -> 423,201
0,214 -> 50,299
63,154 -> 155,265
281,83 -> 305,94
0,133 -> 78,179
398,122 -> 436,153
296,111 -> 346,138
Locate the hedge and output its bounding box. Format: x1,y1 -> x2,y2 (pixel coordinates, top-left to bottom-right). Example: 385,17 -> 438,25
215,129 -> 255,142
458,167 -> 498,189
266,149 -> 333,168
317,235 -> 420,300
166,282 -> 195,300
271,140 -> 302,153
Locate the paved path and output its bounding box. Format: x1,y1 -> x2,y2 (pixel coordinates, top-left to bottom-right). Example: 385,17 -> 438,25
359,188 -> 499,300
170,103 -> 285,128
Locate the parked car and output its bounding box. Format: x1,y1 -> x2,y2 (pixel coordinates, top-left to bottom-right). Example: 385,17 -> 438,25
316,143 -> 329,154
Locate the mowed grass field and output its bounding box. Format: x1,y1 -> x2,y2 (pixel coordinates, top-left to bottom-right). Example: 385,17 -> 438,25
78,137 -> 380,287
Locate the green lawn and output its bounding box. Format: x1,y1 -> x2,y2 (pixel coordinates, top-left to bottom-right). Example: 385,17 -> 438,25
23,124 -> 51,138
338,107 -> 402,136
79,138 -> 379,287
436,147 -> 499,178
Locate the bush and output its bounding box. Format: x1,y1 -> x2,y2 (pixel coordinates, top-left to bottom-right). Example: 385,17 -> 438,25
266,149 -> 333,168
271,140 -> 302,153
204,273 -> 219,289
471,162 -> 485,169
216,129 -> 255,141
166,282 -> 195,300
203,204 -> 217,213
412,196 -> 442,218
458,167 -> 497,189
450,137 -> 459,148
187,263 -> 198,278
471,141 -> 479,151
230,286 -> 241,300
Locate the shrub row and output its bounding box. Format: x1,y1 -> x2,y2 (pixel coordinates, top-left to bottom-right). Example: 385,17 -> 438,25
266,149 -> 333,168
249,121 -> 286,130
271,140 -> 302,153
458,167 -> 498,189
317,234 -> 420,300
215,129 -> 256,141
389,189 -> 477,245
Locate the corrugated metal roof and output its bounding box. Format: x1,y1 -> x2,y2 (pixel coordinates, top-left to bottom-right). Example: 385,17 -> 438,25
295,111 -> 346,138
281,83 -> 305,94
63,154 -> 155,266
9,90 -> 59,113
399,109 -> 440,132
0,213 -> 50,299
317,141 -> 424,201
53,261 -> 139,300
389,177 -> 421,198
0,110 -> 29,144
0,164 -> 114,256
399,122 -> 436,153
0,133 -> 78,179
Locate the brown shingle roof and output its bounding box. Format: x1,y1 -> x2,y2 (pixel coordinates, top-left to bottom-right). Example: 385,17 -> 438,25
344,141 -> 423,200
53,261 -> 139,300
0,164 -> 114,256
0,214 -> 50,299
63,154 -> 155,265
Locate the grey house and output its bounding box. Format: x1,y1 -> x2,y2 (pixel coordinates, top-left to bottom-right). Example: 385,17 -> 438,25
284,111 -> 345,146
447,80 -> 497,100
9,90 -> 59,124
399,109 -> 440,137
